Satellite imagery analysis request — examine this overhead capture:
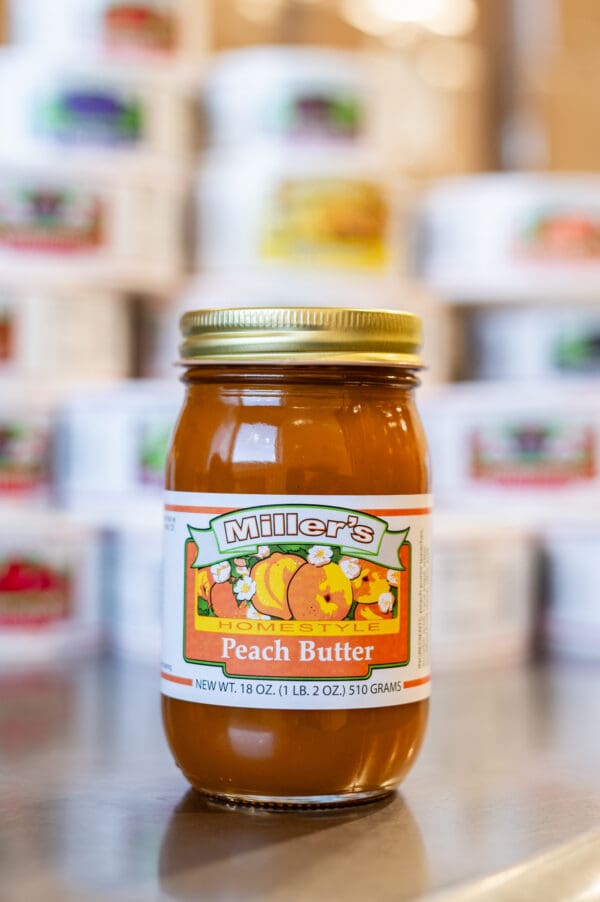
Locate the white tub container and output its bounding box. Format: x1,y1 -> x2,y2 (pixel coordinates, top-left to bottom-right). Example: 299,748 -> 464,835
0,511 -> 103,662
431,513 -> 537,671
422,382 -> 600,510
469,306 -> 600,380
203,46 -> 462,169
419,174 -> 600,301
8,1 -> 208,68
205,46 -> 372,150
0,289 -> 131,380
0,162 -> 186,291
197,147 -> 410,275
103,510 -> 163,662
57,380 -> 182,512
543,519 -> 600,661
0,50 -> 190,173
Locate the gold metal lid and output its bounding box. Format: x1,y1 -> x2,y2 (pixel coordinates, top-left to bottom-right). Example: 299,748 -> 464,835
179,307 -> 423,367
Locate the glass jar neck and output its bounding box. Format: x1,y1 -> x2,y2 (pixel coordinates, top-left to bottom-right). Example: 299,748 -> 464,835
181,364 -> 422,389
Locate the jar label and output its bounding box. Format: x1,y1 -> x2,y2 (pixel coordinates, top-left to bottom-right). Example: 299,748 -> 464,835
470,420 -> 596,486
103,5 -> 177,53
270,92 -> 362,141
161,492 -> 431,710
35,87 -> 145,147
0,184 -> 104,253
260,180 -> 390,270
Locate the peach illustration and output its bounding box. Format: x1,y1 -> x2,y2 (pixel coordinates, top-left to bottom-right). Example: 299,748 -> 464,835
355,602 -> 394,621
351,563 -> 391,605
210,582 -> 248,619
251,552 -> 304,620
287,562 -> 352,621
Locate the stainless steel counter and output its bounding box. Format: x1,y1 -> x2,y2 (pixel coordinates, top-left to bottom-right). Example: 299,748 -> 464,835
1,658 -> 599,901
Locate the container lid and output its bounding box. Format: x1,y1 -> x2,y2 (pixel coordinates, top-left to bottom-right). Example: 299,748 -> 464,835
179,307 -> 423,367
206,45 -> 364,90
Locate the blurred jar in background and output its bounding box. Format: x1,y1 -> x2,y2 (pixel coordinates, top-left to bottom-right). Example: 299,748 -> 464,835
0,50 -> 191,174
203,47 -> 371,150
422,382 -> 600,513
419,174 -> 600,301
0,289 -> 131,381
431,513 -> 537,671
0,384 -> 71,506
56,381 -> 182,514
0,161 -> 186,293
196,146 -> 408,276
102,510 -> 163,663
468,306 -> 600,381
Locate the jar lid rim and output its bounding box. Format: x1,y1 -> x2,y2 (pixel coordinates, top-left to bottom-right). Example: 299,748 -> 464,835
178,307 -> 424,368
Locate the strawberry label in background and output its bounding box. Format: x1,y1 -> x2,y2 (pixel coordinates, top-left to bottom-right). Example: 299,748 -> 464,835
102,3 -> 177,53
161,493 -> 431,710
0,557 -> 71,627
516,208 -> 600,261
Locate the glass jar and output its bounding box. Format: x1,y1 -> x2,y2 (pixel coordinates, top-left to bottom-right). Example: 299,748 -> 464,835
161,308 -> 431,808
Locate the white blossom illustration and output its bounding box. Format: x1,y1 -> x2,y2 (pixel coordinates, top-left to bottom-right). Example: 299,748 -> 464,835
246,604 -> 270,620
211,561 -> 231,583
340,557 -> 361,579
307,546 -> 333,566
234,575 -> 257,601
378,592 -> 394,614
386,570 -> 399,587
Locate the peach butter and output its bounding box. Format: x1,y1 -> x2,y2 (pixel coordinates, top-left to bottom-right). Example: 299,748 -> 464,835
161,308 -> 431,808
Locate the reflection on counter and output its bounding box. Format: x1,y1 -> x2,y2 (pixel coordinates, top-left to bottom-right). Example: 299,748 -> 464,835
159,791 -> 427,902
0,666 -> 73,758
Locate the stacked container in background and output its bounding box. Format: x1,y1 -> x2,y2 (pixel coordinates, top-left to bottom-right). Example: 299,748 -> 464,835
148,46 -> 455,388
3,10 -> 585,674
419,173 -> 600,664
0,0 -> 203,662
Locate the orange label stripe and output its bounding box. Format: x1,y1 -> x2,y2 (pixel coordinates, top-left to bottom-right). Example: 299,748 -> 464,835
364,507 -> 432,516
404,675 -> 431,689
165,504 -> 431,517
161,672 -> 193,686
165,505 -> 233,514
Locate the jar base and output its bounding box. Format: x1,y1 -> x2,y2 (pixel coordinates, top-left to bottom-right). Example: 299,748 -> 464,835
194,787 -> 395,811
